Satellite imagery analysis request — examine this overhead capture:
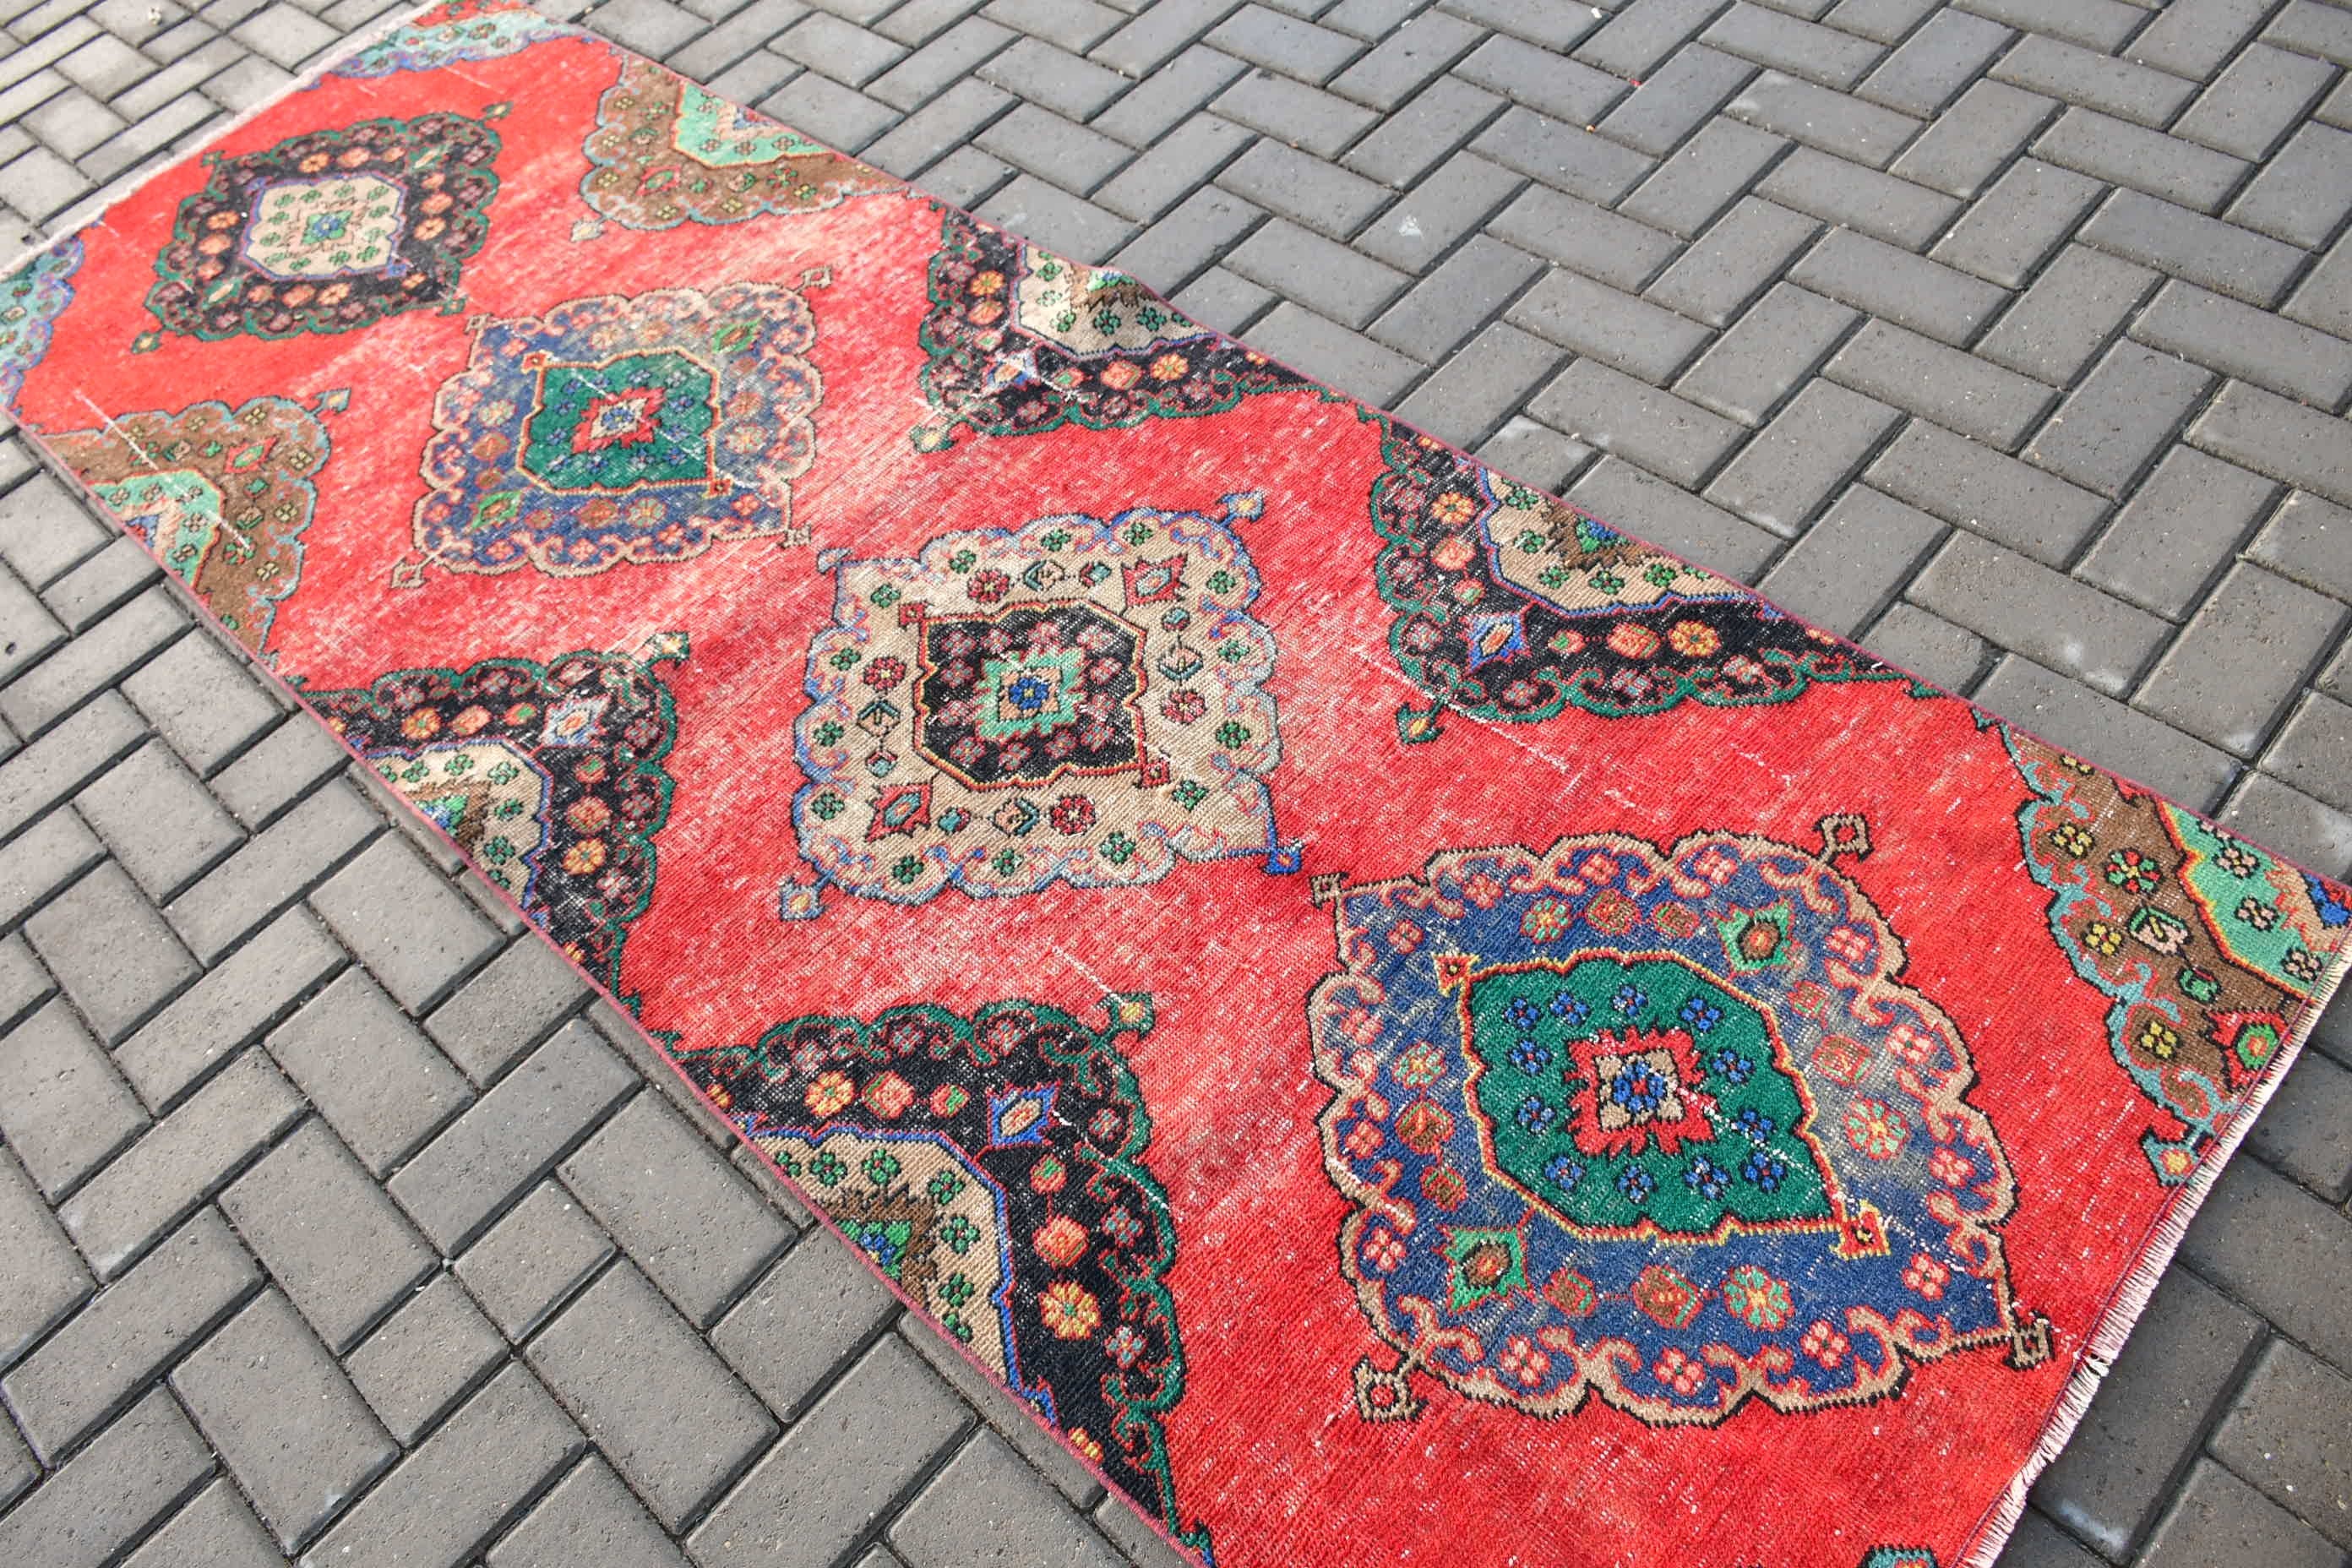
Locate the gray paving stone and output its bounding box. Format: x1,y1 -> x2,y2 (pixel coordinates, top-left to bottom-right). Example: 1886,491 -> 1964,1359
1206,3 -> 1356,84
2034,107 -> 2250,216
2079,446 -> 2278,619
1789,227 -> 2004,346
2175,42 -> 2337,162
756,70 -> 898,150
2024,340 -> 2212,498
2180,1154 -> 2352,1373
1825,318 -> 2055,449
1393,323 -> 1564,449
1598,43 -> 1755,160
1113,184 -> 1259,295
1239,302 -> 1420,405
2082,189 -> 2308,308
1170,265 -> 1272,334
73,739 -> 241,901
267,968 -> 475,1177
1626,127 -> 1791,257
1979,246 -> 2156,390
0,1414 -> 28,1512
1089,1490 -> 1190,1568
1642,199 -> 1819,327
868,16 -> 1013,112
2288,237 -> 2352,343
890,1430 -> 1119,1568
2247,1047 -> 2352,1200
1707,382 -> 1902,538
172,1289 -> 395,1549
778,10 -> 908,84
2266,0 -> 2352,65
0,994 -> 144,1197
1707,2 -> 1882,90
1330,8 -> 1480,111
117,905 -> 341,1113
1577,0 -> 1721,78
859,78 -> 1011,177
0,582 -> 183,738
0,1387 -> 211,1568
41,536 -> 157,632
342,1273 -> 505,1446
0,930 -> 49,1028
0,690 -> 145,841
1930,157 -> 2102,289
305,1362 -> 584,1568
2139,1457 -> 2343,1568
525,1261 -> 776,1529
1866,416 -> 2110,564
2230,122 -> 2352,251
221,1118 -> 435,1353
487,1455 -> 691,1568
1570,456 -> 1780,583
1478,415 -> 1596,493
1216,140 -> 1388,241
1730,68 -> 1923,168
1354,150 -> 1521,273
1912,531 -> 2167,696
1756,486 -> 1944,635
1757,145 -> 1956,249
559,1093 -> 789,1327
1216,69 -> 1373,160
25,858 -> 196,1042
309,836 -> 501,1015
712,1229 -> 898,1420
972,36 -> 1124,119
59,1048 -> 301,1280
0,562 -> 66,688
0,1145 -> 90,1365
1091,112 -> 1245,224
2213,1331 -> 2352,1549
1974,655 -> 2237,810
2132,280 -> 2352,411
122,1479 -> 282,1568
0,1206 -> 254,1463
1090,44 -> 1244,145
166,778 -> 378,962
1342,74 -> 1503,188
686,1336 -> 971,1568
2251,490 -> 2352,607
1507,268 -> 1712,384
1486,188 -> 1677,297
1469,106 -> 1652,205
2126,0 -> 2270,78
1369,235 -> 1544,362
2034,1269 -> 2264,1558
594,0 -> 705,54
1890,78 -> 2056,199
1858,6 -> 2011,116
1677,283 -> 1859,427
0,474 -> 107,591
1530,357 -> 1745,490
1225,215 -> 1407,328
2266,691 -> 2352,817
424,933 -> 591,1088
459,1179 -> 614,1340
0,803 -> 104,932
387,1020 -> 639,1252
1993,32 -> 2199,128
1090,0 -> 1233,74
208,716 -> 347,828
2137,563 -> 2345,755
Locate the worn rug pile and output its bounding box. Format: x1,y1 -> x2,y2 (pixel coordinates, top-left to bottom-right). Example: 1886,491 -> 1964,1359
2,4 -> 2344,1563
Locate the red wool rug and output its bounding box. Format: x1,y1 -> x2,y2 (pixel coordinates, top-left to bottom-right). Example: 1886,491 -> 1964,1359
3,7 -> 2344,1563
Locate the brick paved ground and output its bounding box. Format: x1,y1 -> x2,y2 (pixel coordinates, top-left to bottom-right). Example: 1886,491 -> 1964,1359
0,0 -> 2349,1565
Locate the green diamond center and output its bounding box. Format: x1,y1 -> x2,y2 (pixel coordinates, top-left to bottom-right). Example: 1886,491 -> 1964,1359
521,350 -> 716,492
1463,955 -> 1838,1236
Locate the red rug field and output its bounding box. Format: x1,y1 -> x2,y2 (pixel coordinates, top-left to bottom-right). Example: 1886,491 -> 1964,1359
2,5 -> 2344,1563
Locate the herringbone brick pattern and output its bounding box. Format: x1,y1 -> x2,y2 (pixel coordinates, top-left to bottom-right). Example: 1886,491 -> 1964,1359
0,0 -> 2347,1565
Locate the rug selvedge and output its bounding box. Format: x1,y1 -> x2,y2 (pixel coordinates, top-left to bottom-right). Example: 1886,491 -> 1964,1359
678,994 -> 1208,1558
306,635 -> 685,997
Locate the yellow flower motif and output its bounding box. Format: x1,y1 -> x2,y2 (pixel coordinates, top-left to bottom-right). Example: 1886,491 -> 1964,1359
1039,1281 -> 1101,1340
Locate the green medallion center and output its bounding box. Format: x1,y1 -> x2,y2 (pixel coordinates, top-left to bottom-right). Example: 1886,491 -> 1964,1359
1462,955 -> 1837,1236
521,350 -> 716,493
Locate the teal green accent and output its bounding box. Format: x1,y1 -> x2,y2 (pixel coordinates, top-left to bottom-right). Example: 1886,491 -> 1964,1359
520,351 -> 714,492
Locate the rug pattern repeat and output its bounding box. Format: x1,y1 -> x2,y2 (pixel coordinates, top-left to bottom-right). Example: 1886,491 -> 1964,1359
2,5 -> 2345,1565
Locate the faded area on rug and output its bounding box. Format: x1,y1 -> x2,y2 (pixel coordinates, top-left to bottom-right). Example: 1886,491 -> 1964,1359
3,5 -> 2345,1565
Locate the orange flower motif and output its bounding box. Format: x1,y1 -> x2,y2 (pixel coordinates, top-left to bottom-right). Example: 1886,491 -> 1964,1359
567,798 -> 612,833
400,709 -> 442,739
1430,535 -> 1477,572
451,705 -> 493,736
971,270 -> 1006,295
1034,1215 -> 1089,1268
1098,360 -> 1142,390
1432,491 -> 1478,526
1608,623 -> 1661,659
804,1070 -> 855,1116
561,839 -> 607,875
861,1070 -> 915,1119
1148,352 -> 1189,381
1667,620 -> 1720,657
1040,1281 -> 1101,1339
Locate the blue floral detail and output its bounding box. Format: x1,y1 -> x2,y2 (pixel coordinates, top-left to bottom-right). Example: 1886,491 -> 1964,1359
1549,992 -> 1588,1023
1709,1047 -> 1754,1084
1684,1156 -> 1728,1200
1740,1150 -> 1788,1192
1507,996 -> 1540,1028
1679,996 -> 1723,1033
1509,1037 -> 1552,1073
1615,1166 -> 1656,1204
1734,1107 -> 1778,1141
1611,983 -> 1647,1015
1608,1059 -> 1671,1118
1514,1096 -> 1557,1134
1544,1154 -> 1582,1192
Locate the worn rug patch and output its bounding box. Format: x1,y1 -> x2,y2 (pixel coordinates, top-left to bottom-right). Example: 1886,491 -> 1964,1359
3,5 -> 2344,1564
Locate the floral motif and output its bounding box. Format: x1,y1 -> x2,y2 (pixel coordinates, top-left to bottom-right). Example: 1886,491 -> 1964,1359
1369,425 -> 1903,735
676,995 -> 1206,1556
579,56 -> 896,231
307,637 -> 684,997
912,209 -> 1306,448
1308,829 -> 2040,1425
2007,730 -> 2349,1182
49,397 -> 328,654
787,493 -> 1283,908
411,283 -> 819,577
145,112 -> 498,341
0,240 -> 79,411
331,0 -> 564,77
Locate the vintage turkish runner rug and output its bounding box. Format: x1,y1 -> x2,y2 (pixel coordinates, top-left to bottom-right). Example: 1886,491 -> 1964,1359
3,5 -> 2344,1563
